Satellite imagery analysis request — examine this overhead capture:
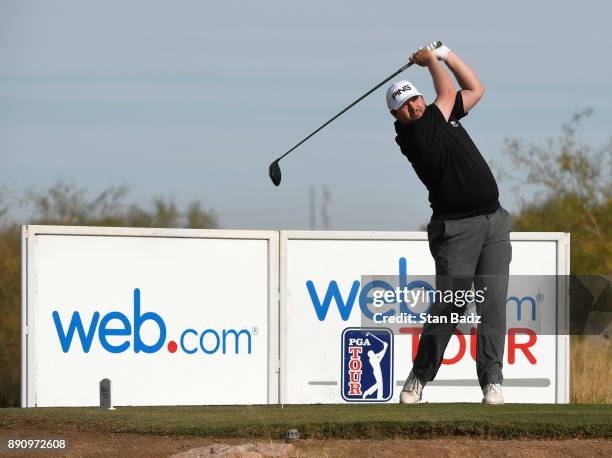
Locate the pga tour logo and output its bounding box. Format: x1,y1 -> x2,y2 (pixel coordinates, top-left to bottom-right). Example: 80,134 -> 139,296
341,328 -> 393,402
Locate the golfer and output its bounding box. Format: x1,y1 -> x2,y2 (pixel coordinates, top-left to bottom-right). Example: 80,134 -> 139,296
362,340 -> 388,400
387,42 -> 512,404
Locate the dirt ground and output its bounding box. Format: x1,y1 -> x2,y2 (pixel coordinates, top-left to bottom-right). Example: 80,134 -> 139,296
1,429 -> 611,457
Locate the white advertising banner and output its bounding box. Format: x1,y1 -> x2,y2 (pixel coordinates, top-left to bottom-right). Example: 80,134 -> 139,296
22,226 -> 279,407
280,231 -> 570,404
22,226 -> 569,407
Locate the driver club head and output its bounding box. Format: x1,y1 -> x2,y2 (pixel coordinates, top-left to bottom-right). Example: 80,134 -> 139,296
269,160 -> 282,186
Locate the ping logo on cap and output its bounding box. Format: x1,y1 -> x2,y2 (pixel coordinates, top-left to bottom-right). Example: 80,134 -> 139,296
341,328 -> 394,402
392,85 -> 412,100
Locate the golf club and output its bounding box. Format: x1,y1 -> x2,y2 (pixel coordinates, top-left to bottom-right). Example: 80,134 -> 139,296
365,332 -> 386,345
268,41 -> 442,186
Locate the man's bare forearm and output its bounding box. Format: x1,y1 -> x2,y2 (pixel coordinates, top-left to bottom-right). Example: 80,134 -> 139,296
444,51 -> 484,110
427,58 -> 455,120
445,51 -> 484,92
428,58 -> 455,99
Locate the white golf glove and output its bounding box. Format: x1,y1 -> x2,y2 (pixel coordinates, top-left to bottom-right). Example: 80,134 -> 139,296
426,41 -> 451,62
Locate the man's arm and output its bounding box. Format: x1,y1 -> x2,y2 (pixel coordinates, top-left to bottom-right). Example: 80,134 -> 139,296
410,48 -> 455,121
444,51 -> 485,113
376,341 -> 389,359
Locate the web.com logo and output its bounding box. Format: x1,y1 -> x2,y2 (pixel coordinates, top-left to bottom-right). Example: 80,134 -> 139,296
52,289 -> 253,355
306,257 -> 540,322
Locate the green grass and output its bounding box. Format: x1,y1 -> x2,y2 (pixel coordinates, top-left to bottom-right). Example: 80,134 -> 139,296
1,404 -> 611,440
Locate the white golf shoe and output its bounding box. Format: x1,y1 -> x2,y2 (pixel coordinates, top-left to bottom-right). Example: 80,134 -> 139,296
399,371 -> 423,404
482,383 -> 504,405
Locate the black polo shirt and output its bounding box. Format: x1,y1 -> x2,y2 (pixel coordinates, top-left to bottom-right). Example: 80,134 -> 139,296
394,91 -> 499,220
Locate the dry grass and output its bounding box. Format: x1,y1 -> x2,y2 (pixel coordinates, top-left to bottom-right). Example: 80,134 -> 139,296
571,335 -> 612,403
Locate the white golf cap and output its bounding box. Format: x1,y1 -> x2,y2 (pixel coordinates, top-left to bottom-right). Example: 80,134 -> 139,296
386,80 -> 422,111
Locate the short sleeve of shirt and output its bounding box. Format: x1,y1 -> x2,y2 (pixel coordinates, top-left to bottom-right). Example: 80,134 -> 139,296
451,91 -> 468,120
395,103 -> 445,167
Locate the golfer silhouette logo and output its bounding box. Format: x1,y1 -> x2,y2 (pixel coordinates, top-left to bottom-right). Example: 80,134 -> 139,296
362,333 -> 389,399
341,328 -> 393,402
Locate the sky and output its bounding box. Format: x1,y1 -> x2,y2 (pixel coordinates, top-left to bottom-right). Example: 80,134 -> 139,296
1,0 -> 610,230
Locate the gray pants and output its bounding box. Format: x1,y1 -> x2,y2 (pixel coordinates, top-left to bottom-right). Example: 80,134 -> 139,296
412,206 -> 512,389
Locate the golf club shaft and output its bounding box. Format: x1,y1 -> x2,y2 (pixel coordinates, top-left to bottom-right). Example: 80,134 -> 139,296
367,332 -> 385,344
274,61 -> 414,162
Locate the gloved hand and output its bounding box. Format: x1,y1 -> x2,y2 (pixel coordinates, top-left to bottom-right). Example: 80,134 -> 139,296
426,41 -> 451,62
